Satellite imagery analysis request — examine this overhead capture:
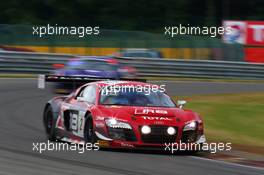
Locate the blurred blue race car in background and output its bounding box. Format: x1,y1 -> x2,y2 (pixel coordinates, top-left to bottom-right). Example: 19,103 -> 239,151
52,56 -> 137,93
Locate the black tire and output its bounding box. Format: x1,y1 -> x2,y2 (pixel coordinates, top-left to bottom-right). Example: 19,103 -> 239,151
84,114 -> 97,144
43,105 -> 56,141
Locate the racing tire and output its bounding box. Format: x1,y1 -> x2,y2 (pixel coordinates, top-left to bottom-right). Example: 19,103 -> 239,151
43,105 -> 57,141
84,114 -> 97,144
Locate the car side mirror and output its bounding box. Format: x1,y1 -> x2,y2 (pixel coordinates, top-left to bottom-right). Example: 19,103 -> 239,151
177,100 -> 186,109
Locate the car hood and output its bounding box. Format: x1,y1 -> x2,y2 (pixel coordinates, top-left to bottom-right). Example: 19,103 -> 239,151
97,105 -> 200,124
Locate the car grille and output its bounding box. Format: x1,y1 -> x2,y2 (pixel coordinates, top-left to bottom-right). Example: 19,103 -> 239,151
108,128 -> 137,141
140,125 -> 177,144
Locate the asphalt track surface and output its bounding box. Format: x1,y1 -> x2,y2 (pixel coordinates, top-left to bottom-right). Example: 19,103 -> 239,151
0,79 -> 263,175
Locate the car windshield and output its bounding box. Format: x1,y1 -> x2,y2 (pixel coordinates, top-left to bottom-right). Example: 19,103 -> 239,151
67,60 -> 117,71
100,87 -> 176,107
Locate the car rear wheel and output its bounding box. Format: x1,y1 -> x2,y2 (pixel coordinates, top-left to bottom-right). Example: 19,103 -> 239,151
43,105 -> 56,141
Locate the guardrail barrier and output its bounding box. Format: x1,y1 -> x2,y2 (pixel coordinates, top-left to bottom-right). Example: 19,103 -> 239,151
0,51 -> 264,79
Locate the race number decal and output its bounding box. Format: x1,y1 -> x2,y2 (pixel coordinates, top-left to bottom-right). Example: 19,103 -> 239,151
78,111 -> 86,134
70,113 -> 78,131
70,111 -> 85,137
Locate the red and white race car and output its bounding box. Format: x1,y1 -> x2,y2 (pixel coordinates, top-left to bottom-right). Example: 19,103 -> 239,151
42,76 -> 205,150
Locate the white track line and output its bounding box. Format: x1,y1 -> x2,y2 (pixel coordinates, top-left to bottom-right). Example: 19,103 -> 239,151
190,156 -> 264,171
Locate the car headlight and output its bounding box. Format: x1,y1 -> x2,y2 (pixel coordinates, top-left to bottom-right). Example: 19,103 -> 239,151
167,127 -> 176,135
141,125 -> 151,134
183,121 -> 197,131
105,118 -> 132,130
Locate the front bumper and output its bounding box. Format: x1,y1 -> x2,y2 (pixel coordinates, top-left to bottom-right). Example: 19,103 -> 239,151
95,129 -> 206,150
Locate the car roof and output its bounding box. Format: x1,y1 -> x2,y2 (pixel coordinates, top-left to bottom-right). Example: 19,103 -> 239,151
68,56 -> 119,65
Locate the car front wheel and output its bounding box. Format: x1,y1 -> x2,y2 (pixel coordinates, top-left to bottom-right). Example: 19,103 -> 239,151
84,114 -> 97,144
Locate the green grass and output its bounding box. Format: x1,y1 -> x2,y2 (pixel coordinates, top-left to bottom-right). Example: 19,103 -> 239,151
173,93 -> 264,147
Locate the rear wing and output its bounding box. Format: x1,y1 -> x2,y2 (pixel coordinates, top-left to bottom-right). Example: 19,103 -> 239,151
38,74 -> 146,89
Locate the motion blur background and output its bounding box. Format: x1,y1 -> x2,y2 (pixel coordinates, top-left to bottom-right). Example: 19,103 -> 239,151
0,0 -> 264,61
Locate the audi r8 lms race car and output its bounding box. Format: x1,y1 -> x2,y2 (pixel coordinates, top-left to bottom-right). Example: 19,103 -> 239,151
42,76 -> 206,150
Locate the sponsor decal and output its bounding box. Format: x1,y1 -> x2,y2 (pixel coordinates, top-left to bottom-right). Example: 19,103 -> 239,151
135,108 -> 168,115
223,20 -> 264,45
142,116 -> 172,121
120,143 -> 134,148
245,48 -> 264,63
247,21 -> 264,45
98,140 -> 109,147
154,121 -> 165,125
95,122 -> 105,128
222,21 -> 246,44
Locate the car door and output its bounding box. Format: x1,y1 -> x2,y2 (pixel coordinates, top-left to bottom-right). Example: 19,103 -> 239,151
67,85 -> 97,137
